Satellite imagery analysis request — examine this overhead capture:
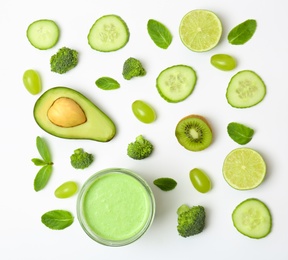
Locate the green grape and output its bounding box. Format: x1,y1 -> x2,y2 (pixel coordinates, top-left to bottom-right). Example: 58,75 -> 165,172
54,181 -> 78,199
210,54 -> 236,71
189,168 -> 211,193
132,100 -> 156,123
23,69 -> 42,94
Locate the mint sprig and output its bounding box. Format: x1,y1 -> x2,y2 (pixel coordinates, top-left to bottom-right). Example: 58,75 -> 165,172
36,136 -> 52,163
153,177 -> 177,191
32,136 -> 53,191
147,19 -> 172,49
34,165 -> 53,191
95,77 -> 120,90
228,19 -> 257,45
227,122 -> 254,145
41,210 -> 74,230
31,158 -> 47,166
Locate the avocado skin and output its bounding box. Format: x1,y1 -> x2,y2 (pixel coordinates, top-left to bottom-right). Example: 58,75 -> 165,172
33,87 -> 116,141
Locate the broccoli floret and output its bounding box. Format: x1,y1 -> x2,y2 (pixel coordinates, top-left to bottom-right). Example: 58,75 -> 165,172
127,135 -> 153,160
177,204 -> 205,238
122,57 -> 146,80
50,47 -> 78,74
70,148 -> 94,169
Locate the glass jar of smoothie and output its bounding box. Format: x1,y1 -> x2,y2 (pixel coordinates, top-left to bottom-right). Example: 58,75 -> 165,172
77,168 -> 155,246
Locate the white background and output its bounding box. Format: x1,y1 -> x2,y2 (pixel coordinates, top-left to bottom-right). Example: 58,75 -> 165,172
1,0 -> 287,259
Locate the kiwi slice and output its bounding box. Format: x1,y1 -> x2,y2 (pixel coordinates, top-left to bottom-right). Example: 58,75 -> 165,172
175,115 -> 213,151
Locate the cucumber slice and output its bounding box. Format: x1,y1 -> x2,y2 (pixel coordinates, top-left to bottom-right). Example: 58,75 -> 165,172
226,70 -> 266,108
88,14 -> 130,52
156,65 -> 197,102
232,198 -> 272,239
26,19 -> 60,50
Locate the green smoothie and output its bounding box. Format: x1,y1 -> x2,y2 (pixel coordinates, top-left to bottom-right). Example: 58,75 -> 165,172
78,169 -> 155,245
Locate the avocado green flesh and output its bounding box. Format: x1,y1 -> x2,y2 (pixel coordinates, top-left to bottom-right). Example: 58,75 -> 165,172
33,87 -> 116,141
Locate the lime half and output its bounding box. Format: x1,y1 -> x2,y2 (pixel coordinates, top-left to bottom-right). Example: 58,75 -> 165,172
222,148 -> 266,190
179,9 -> 222,52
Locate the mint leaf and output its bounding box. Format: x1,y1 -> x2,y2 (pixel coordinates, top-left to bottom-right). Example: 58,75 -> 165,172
153,177 -> 177,191
34,165 -> 53,191
147,19 -> 172,49
41,210 -> 74,230
36,136 -> 52,164
95,77 -> 120,90
227,122 -> 254,145
228,19 -> 257,45
31,158 -> 47,166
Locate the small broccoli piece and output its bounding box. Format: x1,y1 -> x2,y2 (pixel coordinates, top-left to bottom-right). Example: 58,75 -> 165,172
127,135 -> 153,160
70,148 -> 94,169
50,47 -> 78,74
177,204 -> 205,238
122,57 -> 146,80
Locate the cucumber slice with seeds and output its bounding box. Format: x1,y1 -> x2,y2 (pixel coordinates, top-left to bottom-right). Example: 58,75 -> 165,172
156,65 -> 197,102
88,14 -> 129,52
226,70 -> 266,108
26,19 -> 60,50
232,198 -> 272,239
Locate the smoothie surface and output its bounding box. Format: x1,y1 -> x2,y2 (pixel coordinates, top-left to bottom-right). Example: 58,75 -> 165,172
82,172 -> 152,241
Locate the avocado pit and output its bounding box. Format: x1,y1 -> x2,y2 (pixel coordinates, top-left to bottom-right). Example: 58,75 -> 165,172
47,97 -> 87,127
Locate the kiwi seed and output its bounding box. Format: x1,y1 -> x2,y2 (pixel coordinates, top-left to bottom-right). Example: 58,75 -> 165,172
175,114 -> 213,151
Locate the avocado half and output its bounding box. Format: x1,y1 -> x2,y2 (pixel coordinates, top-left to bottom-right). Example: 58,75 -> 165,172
33,87 -> 116,141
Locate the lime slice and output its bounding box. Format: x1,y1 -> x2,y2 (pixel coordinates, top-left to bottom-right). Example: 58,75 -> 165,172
179,9 -> 222,52
222,148 -> 266,190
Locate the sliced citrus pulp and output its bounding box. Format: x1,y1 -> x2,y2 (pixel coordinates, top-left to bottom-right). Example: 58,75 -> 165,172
222,148 -> 266,190
179,9 -> 222,52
